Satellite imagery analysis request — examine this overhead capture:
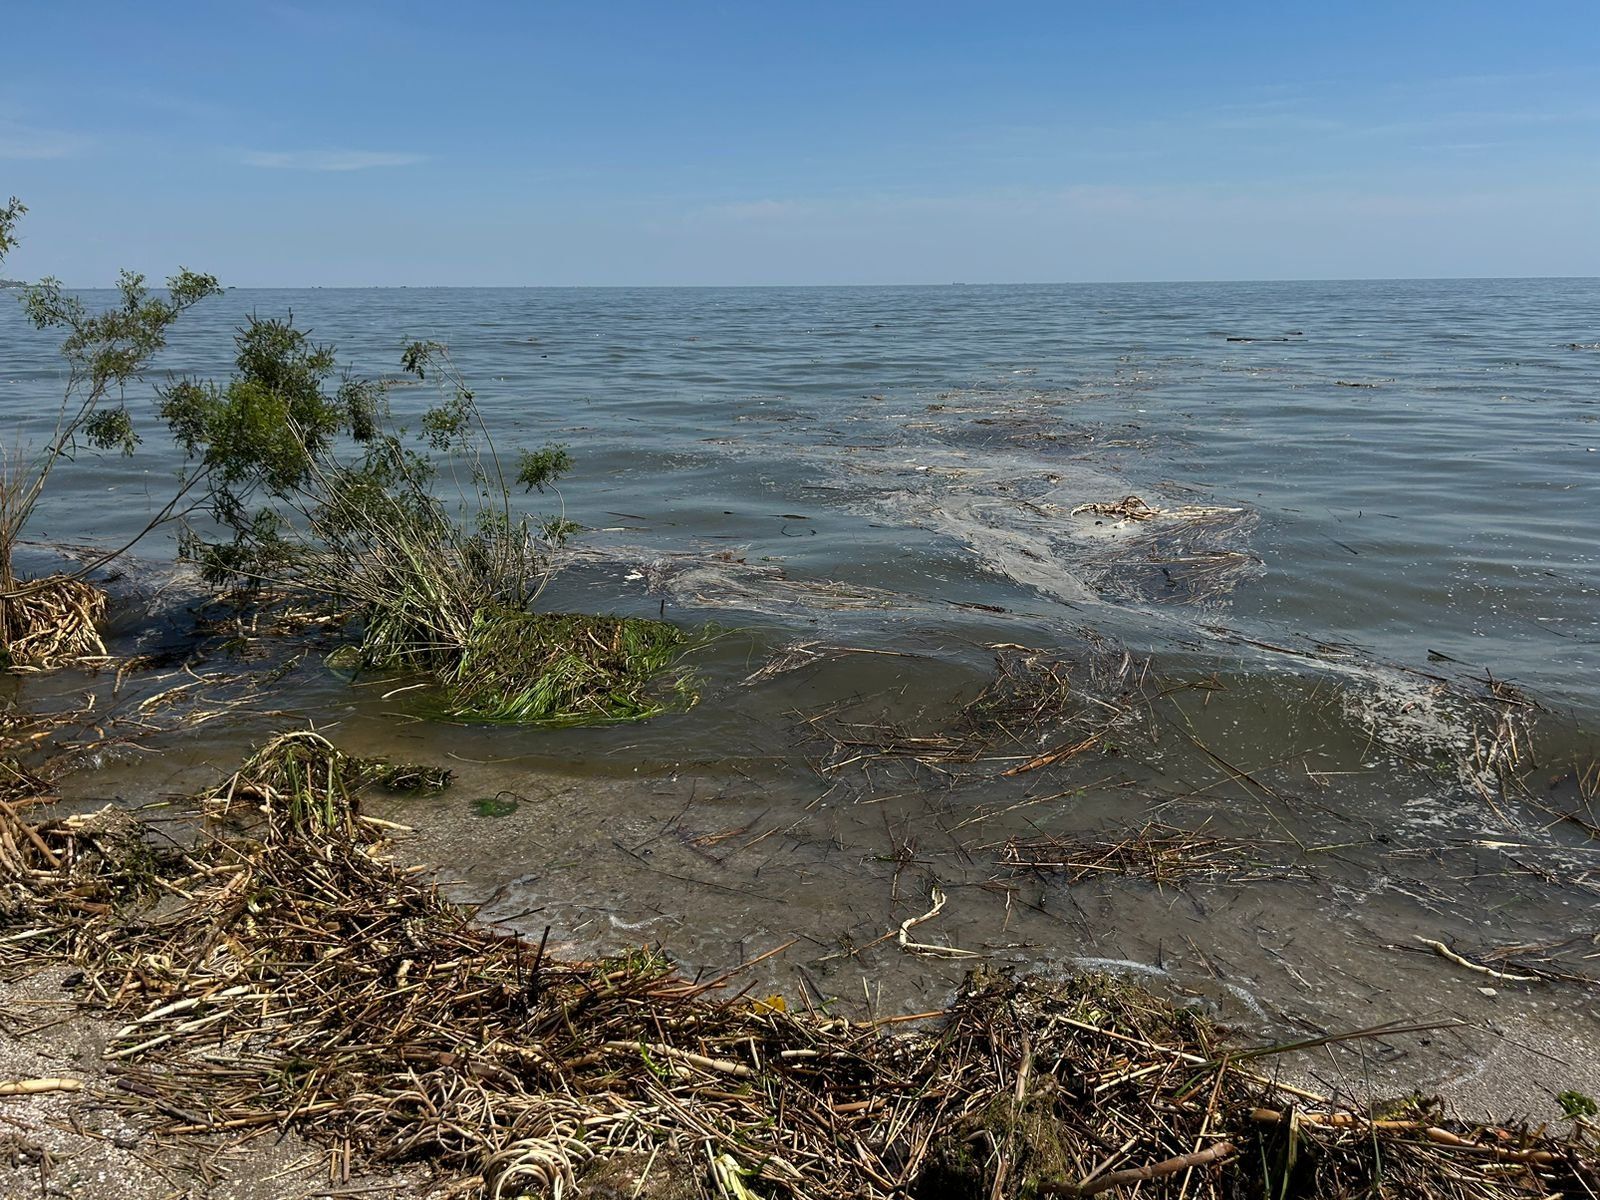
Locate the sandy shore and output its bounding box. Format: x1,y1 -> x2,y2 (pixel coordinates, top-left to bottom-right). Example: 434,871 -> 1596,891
0,970 -> 434,1200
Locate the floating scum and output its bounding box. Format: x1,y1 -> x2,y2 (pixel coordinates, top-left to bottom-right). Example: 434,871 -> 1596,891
1,732 -> 1595,1199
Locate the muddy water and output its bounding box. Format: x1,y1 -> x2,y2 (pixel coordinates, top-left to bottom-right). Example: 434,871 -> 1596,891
4,280 -> 1599,1112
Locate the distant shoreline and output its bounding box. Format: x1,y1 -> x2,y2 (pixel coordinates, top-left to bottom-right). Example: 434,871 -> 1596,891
9,275 -> 1600,292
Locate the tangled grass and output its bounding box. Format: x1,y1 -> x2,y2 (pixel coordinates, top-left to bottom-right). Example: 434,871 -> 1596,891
201,728 -> 453,838
422,609 -> 695,724
340,607 -> 697,724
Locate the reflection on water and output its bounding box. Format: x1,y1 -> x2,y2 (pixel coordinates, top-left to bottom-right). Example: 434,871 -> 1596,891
6,279 -> 1599,1110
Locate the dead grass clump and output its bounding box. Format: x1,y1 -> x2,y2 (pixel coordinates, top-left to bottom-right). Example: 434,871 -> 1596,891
0,575 -> 108,671
1,738 -> 1594,1198
201,729 -> 451,838
807,644 -> 1147,786
999,821 -> 1254,885
1071,494 -> 1164,522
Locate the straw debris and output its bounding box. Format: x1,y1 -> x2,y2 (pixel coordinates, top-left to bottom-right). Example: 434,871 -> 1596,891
0,735 -> 1594,1199
0,574 -> 109,671
806,644 -> 1149,787
997,822 -> 1265,885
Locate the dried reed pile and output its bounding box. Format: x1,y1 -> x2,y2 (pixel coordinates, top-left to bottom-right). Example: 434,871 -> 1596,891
0,734 -> 1593,1198
806,645 -> 1148,788
997,822 -> 1260,885
0,574 -> 108,670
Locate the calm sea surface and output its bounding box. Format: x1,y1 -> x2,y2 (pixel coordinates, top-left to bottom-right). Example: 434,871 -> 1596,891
4,280 -> 1599,1101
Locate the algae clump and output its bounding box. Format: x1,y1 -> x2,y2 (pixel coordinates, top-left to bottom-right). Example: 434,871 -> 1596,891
438,609 -> 694,724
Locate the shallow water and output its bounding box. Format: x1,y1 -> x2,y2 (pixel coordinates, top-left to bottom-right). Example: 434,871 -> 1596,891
4,280 -> 1599,1110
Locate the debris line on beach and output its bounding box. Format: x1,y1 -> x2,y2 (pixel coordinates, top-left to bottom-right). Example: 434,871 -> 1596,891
0,734 -> 1594,1197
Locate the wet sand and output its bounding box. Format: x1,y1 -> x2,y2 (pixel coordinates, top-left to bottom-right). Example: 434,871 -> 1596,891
0,969 -> 433,1199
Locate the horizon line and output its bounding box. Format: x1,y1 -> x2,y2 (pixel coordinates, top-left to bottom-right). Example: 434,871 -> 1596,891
16,273 -> 1600,291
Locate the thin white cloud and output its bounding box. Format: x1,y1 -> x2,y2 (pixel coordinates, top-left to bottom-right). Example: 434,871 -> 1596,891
705,198 -> 816,222
0,122 -> 90,160
239,148 -> 426,171
1210,113 -> 1346,133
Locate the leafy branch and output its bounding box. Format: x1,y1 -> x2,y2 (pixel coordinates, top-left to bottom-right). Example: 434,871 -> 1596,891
1,198 -> 221,656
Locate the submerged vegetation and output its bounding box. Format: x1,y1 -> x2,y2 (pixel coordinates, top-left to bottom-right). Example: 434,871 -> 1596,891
429,608 -> 693,723
0,730 -> 1595,1199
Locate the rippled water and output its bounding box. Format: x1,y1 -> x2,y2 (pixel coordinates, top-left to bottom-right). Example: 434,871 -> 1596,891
4,280 -> 1599,1108
8,281 -> 1598,697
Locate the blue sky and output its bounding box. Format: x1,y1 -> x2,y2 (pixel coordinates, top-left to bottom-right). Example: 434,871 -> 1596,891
3,1 -> 1597,285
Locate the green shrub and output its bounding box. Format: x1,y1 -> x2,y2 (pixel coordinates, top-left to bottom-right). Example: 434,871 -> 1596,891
165,324 -> 695,723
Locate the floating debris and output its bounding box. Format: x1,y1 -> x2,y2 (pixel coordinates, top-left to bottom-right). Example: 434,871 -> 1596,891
634,550 -> 905,615
998,822 -> 1262,885
743,641 -> 922,686
1070,495 -> 1245,524
803,643 -> 1150,787
1072,495 -> 1164,522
